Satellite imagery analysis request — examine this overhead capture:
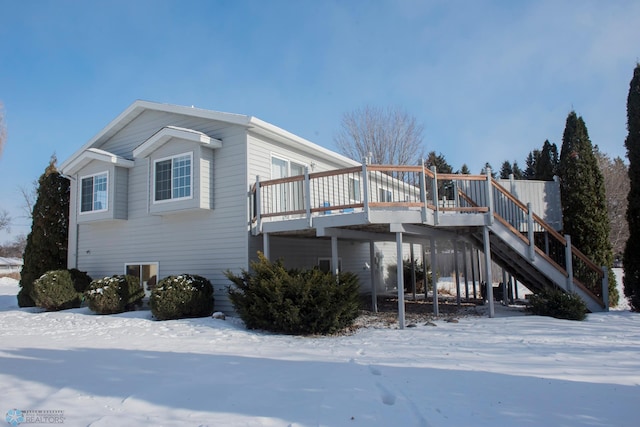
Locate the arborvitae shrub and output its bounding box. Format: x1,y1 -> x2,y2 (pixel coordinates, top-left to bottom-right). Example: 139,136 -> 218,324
150,274 -> 214,320
527,288 -> 587,321
226,252 -> 361,335
85,275 -> 145,314
32,269 -> 92,311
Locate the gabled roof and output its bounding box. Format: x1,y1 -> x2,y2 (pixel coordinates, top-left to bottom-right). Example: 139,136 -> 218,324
133,126 -> 223,158
60,100 -> 359,175
63,148 -> 135,176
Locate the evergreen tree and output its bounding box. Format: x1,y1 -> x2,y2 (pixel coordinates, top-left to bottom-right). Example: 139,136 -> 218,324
480,162 -> 496,178
524,150 -> 541,179
424,151 -> 453,173
18,156 -> 70,307
499,161 -> 513,179
559,112 -> 618,306
535,140 -> 559,180
458,164 -> 471,174
512,161 -> 524,179
623,63 -> 640,311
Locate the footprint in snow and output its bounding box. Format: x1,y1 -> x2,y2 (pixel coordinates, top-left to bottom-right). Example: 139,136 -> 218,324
375,382 -> 396,406
368,365 -> 382,376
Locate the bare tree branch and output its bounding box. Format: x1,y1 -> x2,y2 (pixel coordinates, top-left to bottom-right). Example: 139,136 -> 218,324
0,209 -> 10,233
19,180 -> 37,219
334,105 -> 424,165
596,150 -> 629,258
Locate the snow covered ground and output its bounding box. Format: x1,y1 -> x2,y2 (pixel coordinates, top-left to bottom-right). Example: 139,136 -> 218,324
0,276 -> 638,427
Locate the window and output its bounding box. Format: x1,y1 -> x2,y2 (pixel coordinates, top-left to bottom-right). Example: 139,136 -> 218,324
80,172 -> 108,213
379,188 -> 393,202
125,263 -> 159,298
349,177 -> 361,202
271,156 -> 305,212
318,257 -> 342,273
155,153 -> 192,202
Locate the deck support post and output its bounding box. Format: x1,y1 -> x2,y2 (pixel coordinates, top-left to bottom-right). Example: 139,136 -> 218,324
263,232 -> 270,260
483,226 -> 495,318
420,160 -> 428,223
565,234 -> 574,292
502,269 -> 508,306
513,274 -> 519,300
470,246 -> 477,299
362,163 -> 370,221
430,238 -> 439,316
463,242 -> 470,301
304,167 -> 312,227
396,232 -> 406,329
370,240 -> 378,313
255,175 -> 262,234
331,236 -> 339,278
410,244 -> 417,301
454,240 -> 461,306
485,168 -> 494,225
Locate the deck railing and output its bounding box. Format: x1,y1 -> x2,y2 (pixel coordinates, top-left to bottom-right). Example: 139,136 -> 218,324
250,164 -> 605,307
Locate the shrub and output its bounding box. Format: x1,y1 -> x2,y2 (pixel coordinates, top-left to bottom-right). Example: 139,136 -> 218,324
85,275 -> 145,314
527,288 -> 588,321
150,274 -> 214,320
32,269 -> 92,311
226,252 -> 361,335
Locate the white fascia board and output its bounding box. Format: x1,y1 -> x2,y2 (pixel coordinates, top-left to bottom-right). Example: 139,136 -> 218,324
133,126 -> 223,158
63,148 -> 134,175
247,117 -> 361,168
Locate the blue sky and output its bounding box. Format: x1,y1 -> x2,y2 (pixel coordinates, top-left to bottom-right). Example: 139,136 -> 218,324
1,0 -> 639,242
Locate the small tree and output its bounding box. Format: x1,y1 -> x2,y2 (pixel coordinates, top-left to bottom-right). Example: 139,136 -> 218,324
334,105 -> 424,165
18,156 -> 70,307
624,63 -> 640,311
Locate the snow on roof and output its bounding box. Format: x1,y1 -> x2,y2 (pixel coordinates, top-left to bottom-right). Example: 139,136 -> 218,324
0,257 -> 23,266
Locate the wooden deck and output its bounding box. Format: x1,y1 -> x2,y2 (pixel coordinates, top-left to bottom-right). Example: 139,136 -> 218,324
249,164 -> 607,319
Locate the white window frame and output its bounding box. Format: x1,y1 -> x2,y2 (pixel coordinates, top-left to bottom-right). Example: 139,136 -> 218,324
349,177 -> 361,202
153,152 -> 193,204
79,171 -> 109,214
379,187 -> 393,203
271,154 -> 306,212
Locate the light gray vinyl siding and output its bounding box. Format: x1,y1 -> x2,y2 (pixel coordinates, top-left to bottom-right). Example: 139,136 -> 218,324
114,167 -> 128,220
72,117 -> 250,314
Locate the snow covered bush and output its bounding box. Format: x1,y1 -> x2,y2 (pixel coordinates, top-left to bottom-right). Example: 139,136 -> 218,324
32,269 -> 92,311
527,288 -> 587,321
85,275 -> 145,314
150,274 -> 214,320
226,252 -> 361,335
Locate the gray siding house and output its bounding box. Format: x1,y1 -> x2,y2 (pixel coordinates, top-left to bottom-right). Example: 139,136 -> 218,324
60,101 -> 382,313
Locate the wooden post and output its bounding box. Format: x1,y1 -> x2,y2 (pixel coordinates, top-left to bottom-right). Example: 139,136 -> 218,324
410,244 -> 417,301
430,238 -> 439,316
483,226 -> 495,318
370,240 -> 378,313
362,163 -> 369,221
463,242 -> 470,301
331,236 -> 339,279
304,166 -> 312,227
263,232 -> 270,260
454,240 -> 461,306
396,232 -> 406,329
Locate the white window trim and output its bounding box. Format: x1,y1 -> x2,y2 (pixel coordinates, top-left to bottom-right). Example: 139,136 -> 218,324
153,152 -> 194,204
379,187 -> 393,203
270,153 -> 307,178
124,262 -> 160,276
349,177 -> 361,202
79,171 -> 109,215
